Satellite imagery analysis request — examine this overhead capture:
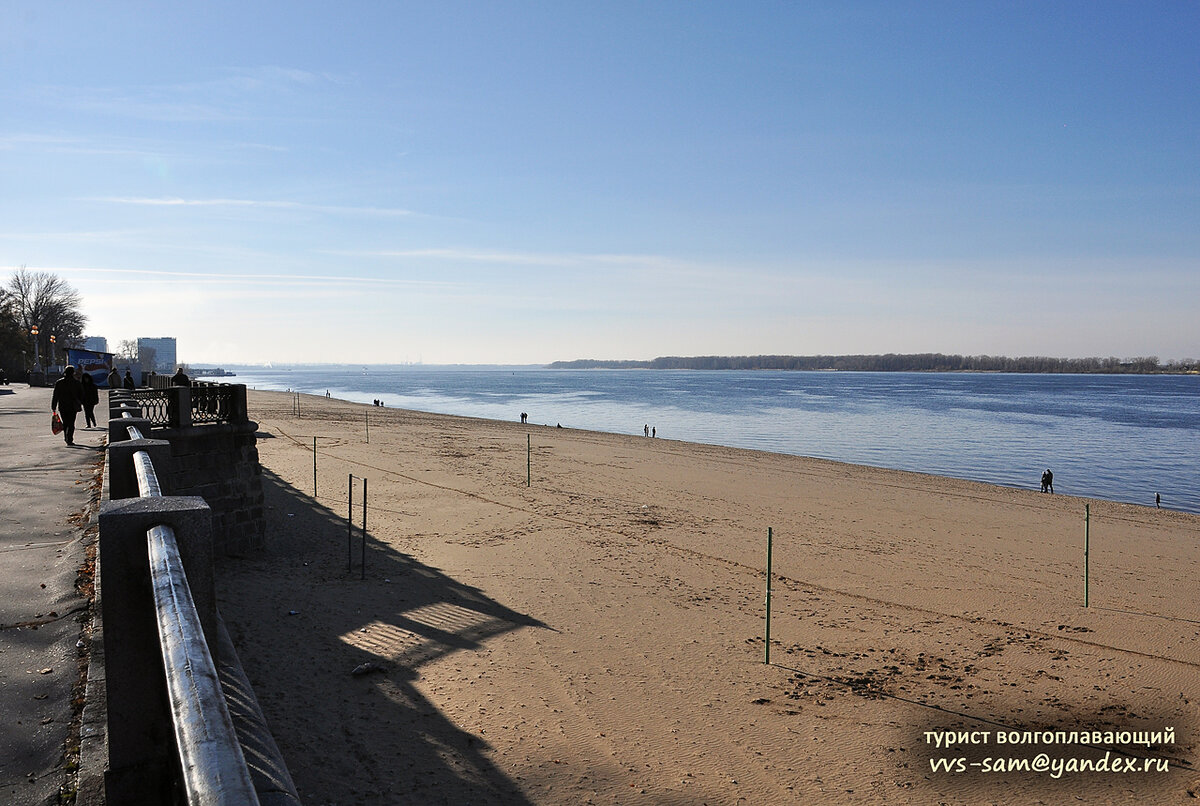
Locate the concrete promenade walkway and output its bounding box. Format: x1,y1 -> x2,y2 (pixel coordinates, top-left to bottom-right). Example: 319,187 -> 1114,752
0,384 -> 104,805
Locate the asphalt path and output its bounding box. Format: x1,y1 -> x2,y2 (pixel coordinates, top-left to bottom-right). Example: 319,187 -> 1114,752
0,384 -> 104,805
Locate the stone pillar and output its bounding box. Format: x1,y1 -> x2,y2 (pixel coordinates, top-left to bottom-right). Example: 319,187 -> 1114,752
98,495 -> 215,803
107,438 -> 173,499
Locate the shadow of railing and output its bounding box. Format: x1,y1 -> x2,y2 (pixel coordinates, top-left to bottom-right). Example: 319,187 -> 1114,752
216,466 -> 547,804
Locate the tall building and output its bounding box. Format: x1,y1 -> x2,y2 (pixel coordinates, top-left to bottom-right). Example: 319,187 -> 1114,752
137,337 -> 178,373
82,336 -> 109,353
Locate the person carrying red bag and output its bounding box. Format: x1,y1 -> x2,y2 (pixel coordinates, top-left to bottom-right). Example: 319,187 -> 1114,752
51,366 -> 84,446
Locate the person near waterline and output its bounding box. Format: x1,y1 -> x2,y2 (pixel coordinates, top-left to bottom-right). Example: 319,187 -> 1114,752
80,372 -> 100,427
1156,492 -> 1161,508
51,366 -> 84,446
1040,469 -> 1054,494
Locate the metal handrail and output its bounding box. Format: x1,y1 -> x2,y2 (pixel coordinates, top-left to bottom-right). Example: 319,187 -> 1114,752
134,451 -> 162,497
121,409 -> 144,442
148,525 -> 260,806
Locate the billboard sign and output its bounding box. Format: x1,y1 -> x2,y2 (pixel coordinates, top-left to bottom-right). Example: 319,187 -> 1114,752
66,348 -> 115,387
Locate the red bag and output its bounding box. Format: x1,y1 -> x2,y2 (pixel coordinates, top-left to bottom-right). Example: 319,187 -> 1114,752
51,411 -> 63,435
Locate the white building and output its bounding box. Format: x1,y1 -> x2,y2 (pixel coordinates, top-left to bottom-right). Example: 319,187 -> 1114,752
137,337 -> 178,373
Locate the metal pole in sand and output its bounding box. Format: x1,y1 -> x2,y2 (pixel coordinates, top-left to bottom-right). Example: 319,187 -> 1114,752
348,474 -> 354,573
527,434 -> 531,487
365,411 -> 369,444
313,436 -> 317,498
1084,504 -> 1090,607
361,477 -> 368,581
765,527 -> 773,665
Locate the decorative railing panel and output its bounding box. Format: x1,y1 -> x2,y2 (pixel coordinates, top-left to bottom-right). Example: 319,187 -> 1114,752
126,384 -> 248,428
191,383 -> 236,425
128,390 -> 173,426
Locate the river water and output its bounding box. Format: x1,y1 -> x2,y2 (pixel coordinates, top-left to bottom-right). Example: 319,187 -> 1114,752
214,365 -> 1200,514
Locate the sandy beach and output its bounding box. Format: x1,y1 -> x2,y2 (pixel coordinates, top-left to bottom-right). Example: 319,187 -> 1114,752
215,390 -> 1199,805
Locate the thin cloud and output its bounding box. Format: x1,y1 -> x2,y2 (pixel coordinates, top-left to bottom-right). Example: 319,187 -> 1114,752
26,265 -> 467,291
31,67 -> 337,123
330,247 -> 698,270
89,197 -> 415,217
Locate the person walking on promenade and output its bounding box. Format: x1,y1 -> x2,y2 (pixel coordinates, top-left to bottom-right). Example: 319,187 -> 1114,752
80,371 -> 100,427
171,366 -> 190,386
107,367 -> 121,389
123,370 -> 135,389
51,366 -> 84,446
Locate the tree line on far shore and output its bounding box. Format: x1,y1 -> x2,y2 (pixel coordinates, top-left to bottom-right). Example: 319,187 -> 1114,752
549,354 -> 1199,374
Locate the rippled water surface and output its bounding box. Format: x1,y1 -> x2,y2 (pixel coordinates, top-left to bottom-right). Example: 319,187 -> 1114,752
218,366 -> 1200,513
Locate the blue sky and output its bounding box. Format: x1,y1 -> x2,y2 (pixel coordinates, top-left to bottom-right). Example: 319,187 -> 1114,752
2,2 -> 1196,364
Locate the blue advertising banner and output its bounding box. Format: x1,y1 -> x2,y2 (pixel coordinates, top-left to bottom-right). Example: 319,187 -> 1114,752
66,349 -> 115,387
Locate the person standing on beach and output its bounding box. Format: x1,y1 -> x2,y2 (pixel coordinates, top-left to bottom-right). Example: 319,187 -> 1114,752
80,372 -> 99,427
1156,492 -> 1161,508
644,424 -> 649,437
1045,469 -> 1053,494
51,366 -> 84,446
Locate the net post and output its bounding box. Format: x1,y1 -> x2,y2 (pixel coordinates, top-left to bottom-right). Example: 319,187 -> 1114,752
765,527 -> 773,665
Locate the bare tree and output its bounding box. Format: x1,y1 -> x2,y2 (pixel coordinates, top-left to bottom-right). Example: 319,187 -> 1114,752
6,267 -> 87,368
115,339 -> 139,361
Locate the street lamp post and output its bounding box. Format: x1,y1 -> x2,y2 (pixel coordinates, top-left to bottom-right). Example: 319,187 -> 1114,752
30,325 -> 40,370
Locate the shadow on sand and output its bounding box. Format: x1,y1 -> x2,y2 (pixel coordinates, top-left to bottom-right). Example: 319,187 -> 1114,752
217,467 -> 547,805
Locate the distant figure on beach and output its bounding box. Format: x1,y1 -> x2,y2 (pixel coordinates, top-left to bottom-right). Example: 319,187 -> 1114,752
171,367 -> 190,386
326,390 -> 331,398
107,368 -> 120,389
1041,469 -> 1054,494
644,424 -> 649,437
520,412 -> 527,424
1156,492 -> 1161,508
51,366 -> 84,446
122,370 -> 135,390
80,372 -> 99,427
652,426 -> 656,438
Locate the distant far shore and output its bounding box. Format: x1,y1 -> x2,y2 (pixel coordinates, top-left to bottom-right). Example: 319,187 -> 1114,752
548,353 -> 1199,374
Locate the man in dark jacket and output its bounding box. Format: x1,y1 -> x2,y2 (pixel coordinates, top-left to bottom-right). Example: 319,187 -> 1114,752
51,366 -> 84,446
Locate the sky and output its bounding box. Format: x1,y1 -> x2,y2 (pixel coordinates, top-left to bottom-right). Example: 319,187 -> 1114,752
1,1 -> 1197,365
